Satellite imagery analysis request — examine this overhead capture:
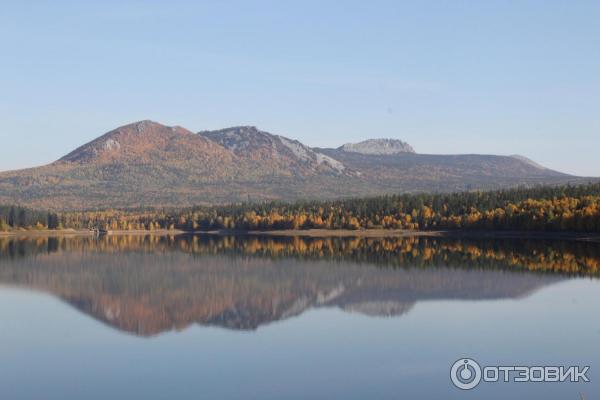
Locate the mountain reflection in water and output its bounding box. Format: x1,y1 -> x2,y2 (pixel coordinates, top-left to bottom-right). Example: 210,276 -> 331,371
0,235 -> 598,336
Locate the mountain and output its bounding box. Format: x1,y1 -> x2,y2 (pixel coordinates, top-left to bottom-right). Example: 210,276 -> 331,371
59,120 -> 232,165
0,120 -> 590,209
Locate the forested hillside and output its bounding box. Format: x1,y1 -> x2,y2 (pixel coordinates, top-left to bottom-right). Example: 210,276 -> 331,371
1,184 -> 599,233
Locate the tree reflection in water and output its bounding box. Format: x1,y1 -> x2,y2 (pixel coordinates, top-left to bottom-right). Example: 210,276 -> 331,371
0,235 -> 596,336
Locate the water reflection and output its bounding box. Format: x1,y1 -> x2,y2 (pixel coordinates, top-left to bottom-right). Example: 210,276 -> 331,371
0,235 -> 597,336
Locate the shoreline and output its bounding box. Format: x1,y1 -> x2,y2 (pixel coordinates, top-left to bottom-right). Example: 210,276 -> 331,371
0,229 -> 185,237
1,228 -> 599,242
208,229 -> 600,242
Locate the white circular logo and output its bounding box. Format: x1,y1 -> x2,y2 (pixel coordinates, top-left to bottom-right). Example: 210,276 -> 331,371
450,358 -> 482,390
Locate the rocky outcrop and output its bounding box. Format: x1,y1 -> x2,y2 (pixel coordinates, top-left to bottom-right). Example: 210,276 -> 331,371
339,138 -> 415,155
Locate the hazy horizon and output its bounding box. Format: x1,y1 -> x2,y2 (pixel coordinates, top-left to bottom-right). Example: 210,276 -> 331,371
1,1 -> 598,176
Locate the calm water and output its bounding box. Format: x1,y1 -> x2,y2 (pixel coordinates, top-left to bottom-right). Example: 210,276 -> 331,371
0,235 -> 599,399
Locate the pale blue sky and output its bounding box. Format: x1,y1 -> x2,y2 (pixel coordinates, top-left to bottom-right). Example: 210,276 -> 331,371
1,1 -> 598,176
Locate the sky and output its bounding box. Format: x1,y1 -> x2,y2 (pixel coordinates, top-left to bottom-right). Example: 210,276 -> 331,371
1,0 -> 599,176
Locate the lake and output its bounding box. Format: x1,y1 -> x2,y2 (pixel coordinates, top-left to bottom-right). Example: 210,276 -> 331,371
0,235 -> 599,399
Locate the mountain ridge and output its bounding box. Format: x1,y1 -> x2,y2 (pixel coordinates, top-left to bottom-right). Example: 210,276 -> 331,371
198,125 -> 346,174
0,120 -> 591,210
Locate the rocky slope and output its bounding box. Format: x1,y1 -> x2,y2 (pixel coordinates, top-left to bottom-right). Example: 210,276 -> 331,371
0,120 -> 589,209
199,126 -> 345,174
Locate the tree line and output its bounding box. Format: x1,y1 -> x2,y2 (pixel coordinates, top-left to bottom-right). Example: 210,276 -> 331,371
1,183 -> 600,233
2,235 -> 599,276
0,205 -> 59,231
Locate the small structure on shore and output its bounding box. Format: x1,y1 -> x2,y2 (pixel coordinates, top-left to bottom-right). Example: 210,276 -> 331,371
90,227 -> 108,236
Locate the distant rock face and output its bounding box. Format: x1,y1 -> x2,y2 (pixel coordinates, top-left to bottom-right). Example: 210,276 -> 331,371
199,126 -> 346,173
199,126 -> 275,155
339,138 -> 415,155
